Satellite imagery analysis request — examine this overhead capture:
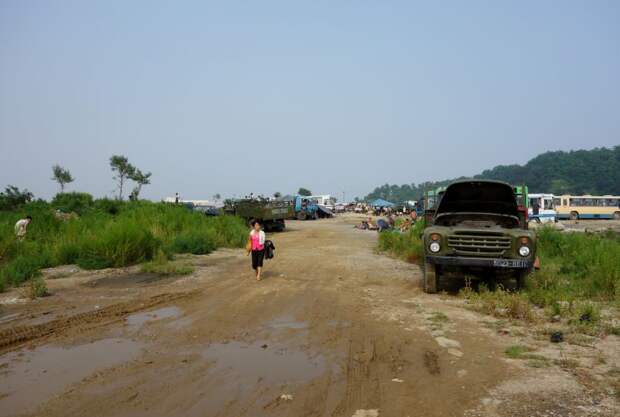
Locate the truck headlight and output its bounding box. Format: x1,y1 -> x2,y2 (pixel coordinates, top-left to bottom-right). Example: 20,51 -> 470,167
429,242 -> 441,253
519,246 -> 530,257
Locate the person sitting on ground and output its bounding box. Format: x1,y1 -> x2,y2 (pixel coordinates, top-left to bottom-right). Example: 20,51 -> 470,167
399,218 -> 412,232
387,214 -> 396,228
354,220 -> 369,230
367,217 -> 378,230
15,216 -> 32,241
376,218 -> 391,232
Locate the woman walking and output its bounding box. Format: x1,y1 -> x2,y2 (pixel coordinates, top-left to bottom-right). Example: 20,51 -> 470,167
248,220 -> 266,281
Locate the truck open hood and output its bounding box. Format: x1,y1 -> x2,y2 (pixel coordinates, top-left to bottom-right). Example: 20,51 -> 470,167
435,180 -> 519,217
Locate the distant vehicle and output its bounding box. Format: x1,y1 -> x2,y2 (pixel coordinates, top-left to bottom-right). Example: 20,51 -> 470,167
554,195 -> 620,220
422,180 -> 536,293
334,203 -> 346,213
528,193 -> 556,223
308,195 -> 336,210
224,198 -> 294,232
193,205 -> 221,216
294,196 -> 319,220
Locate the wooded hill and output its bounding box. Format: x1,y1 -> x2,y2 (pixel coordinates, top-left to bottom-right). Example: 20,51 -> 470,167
363,146 -> 620,202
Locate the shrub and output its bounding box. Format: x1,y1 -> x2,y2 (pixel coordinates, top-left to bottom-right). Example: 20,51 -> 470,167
141,251 -> 194,276
0,185 -> 33,211
94,198 -> 123,215
169,231 -> 216,255
52,192 -> 94,215
377,220 -> 425,263
0,255 -> 43,285
76,220 -> 159,269
27,276 -> 49,299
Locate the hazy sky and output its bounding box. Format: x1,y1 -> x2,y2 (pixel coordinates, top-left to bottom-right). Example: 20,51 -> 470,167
1,1 -> 619,201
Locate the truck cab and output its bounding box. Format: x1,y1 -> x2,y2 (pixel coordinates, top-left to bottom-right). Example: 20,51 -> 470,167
422,180 -> 536,293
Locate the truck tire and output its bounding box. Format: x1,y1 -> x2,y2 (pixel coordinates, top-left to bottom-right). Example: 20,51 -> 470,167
296,212 -> 307,221
423,261 -> 438,294
515,270 -> 528,290
569,211 -> 579,221
614,212 -> 620,220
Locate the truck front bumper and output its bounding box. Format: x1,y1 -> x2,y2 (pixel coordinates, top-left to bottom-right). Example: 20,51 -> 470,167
426,256 -> 533,269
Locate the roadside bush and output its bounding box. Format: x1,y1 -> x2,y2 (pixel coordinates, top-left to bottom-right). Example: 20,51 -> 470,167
0,255 -> 43,286
52,192 -> 94,215
0,201 -> 248,291
141,250 -> 194,276
534,227 -> 620,302
169,231 -> 216,255
93,198 -> 123,215
377,220 -> 425,263
27,276 -> 49,299
76,219 -> 159,269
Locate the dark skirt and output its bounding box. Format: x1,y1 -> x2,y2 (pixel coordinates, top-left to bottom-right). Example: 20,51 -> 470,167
251,249 -> 265,270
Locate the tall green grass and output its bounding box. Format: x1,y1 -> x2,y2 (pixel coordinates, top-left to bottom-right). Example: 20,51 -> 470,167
528,228 -> 620,305
0,200 -> 247,290
377,220 -> 425,263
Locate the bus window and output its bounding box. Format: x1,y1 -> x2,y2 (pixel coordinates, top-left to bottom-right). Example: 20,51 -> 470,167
553,198 -> 561,207
563,199 -> 568,206
544,199 -> 553,209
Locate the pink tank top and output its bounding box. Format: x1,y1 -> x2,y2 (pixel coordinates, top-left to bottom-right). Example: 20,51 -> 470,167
250,232 -> 264,251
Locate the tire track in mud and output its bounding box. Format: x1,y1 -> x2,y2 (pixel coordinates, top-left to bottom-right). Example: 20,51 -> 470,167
0,291 -> 199,353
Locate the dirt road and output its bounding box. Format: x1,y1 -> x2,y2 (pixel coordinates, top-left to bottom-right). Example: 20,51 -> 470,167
1,217 -> 618,417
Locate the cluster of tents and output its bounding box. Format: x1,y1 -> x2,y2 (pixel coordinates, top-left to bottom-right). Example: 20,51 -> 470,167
369,198 -> 395,208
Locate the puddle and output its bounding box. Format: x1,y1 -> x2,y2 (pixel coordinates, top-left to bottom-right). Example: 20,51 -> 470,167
0,338 -> 143,415
203,341 -> 326,383
126,306 -> 182,329
166,316 -> 194,330
266,315 -> 308,330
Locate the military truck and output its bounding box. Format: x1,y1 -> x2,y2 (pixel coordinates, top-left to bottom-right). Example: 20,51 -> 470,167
422,180 -> 536,293
224,198 -> 294,232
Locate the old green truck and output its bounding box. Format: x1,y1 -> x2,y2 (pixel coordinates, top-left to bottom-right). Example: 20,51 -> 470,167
224,198 -> 294,232
422,180 -> 536,293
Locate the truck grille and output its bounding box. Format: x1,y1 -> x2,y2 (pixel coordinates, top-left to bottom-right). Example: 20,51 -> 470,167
447,232 -> 511,257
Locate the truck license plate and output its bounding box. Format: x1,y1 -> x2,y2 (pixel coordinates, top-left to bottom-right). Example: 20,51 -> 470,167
493,259 -> 527,268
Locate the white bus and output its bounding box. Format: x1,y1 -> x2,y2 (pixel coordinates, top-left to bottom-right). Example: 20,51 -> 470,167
528,193 -> 556,223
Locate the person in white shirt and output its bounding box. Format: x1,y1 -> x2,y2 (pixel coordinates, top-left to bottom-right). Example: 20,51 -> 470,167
15,216 -> 32,241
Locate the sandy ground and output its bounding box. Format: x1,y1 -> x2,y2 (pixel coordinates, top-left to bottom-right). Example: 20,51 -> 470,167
0,216 -> 618,417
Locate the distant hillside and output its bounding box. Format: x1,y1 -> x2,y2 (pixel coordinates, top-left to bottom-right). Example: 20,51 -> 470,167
363,146 -> 620,202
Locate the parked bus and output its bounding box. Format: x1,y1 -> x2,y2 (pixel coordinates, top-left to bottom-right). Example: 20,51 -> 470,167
555,195 -> 620,220
528,193 -> 556,223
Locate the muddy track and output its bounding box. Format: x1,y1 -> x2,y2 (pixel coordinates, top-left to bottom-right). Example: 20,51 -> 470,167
0,291 -> 198,353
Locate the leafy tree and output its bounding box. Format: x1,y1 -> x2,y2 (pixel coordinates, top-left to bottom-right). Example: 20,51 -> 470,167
51,164 -> 74,192
0,185 -> 34,211
52,192 -> 94,214
213,193 -> 221,201
273,192 -> 282,199
129,169 -> 151,201
109,155 -> 136,200
298,187 -> 312,196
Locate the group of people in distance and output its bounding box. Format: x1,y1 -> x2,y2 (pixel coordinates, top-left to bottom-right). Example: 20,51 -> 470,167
355,210 -> 418,233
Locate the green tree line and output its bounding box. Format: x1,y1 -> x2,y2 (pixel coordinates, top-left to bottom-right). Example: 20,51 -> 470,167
364,146 -> 620,202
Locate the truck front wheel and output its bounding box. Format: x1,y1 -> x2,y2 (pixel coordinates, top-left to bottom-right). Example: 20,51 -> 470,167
423,261 -> 438,294
515,270 -> 528,290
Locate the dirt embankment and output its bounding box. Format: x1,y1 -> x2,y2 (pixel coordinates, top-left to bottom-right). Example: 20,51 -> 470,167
0,217 -> 618,417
